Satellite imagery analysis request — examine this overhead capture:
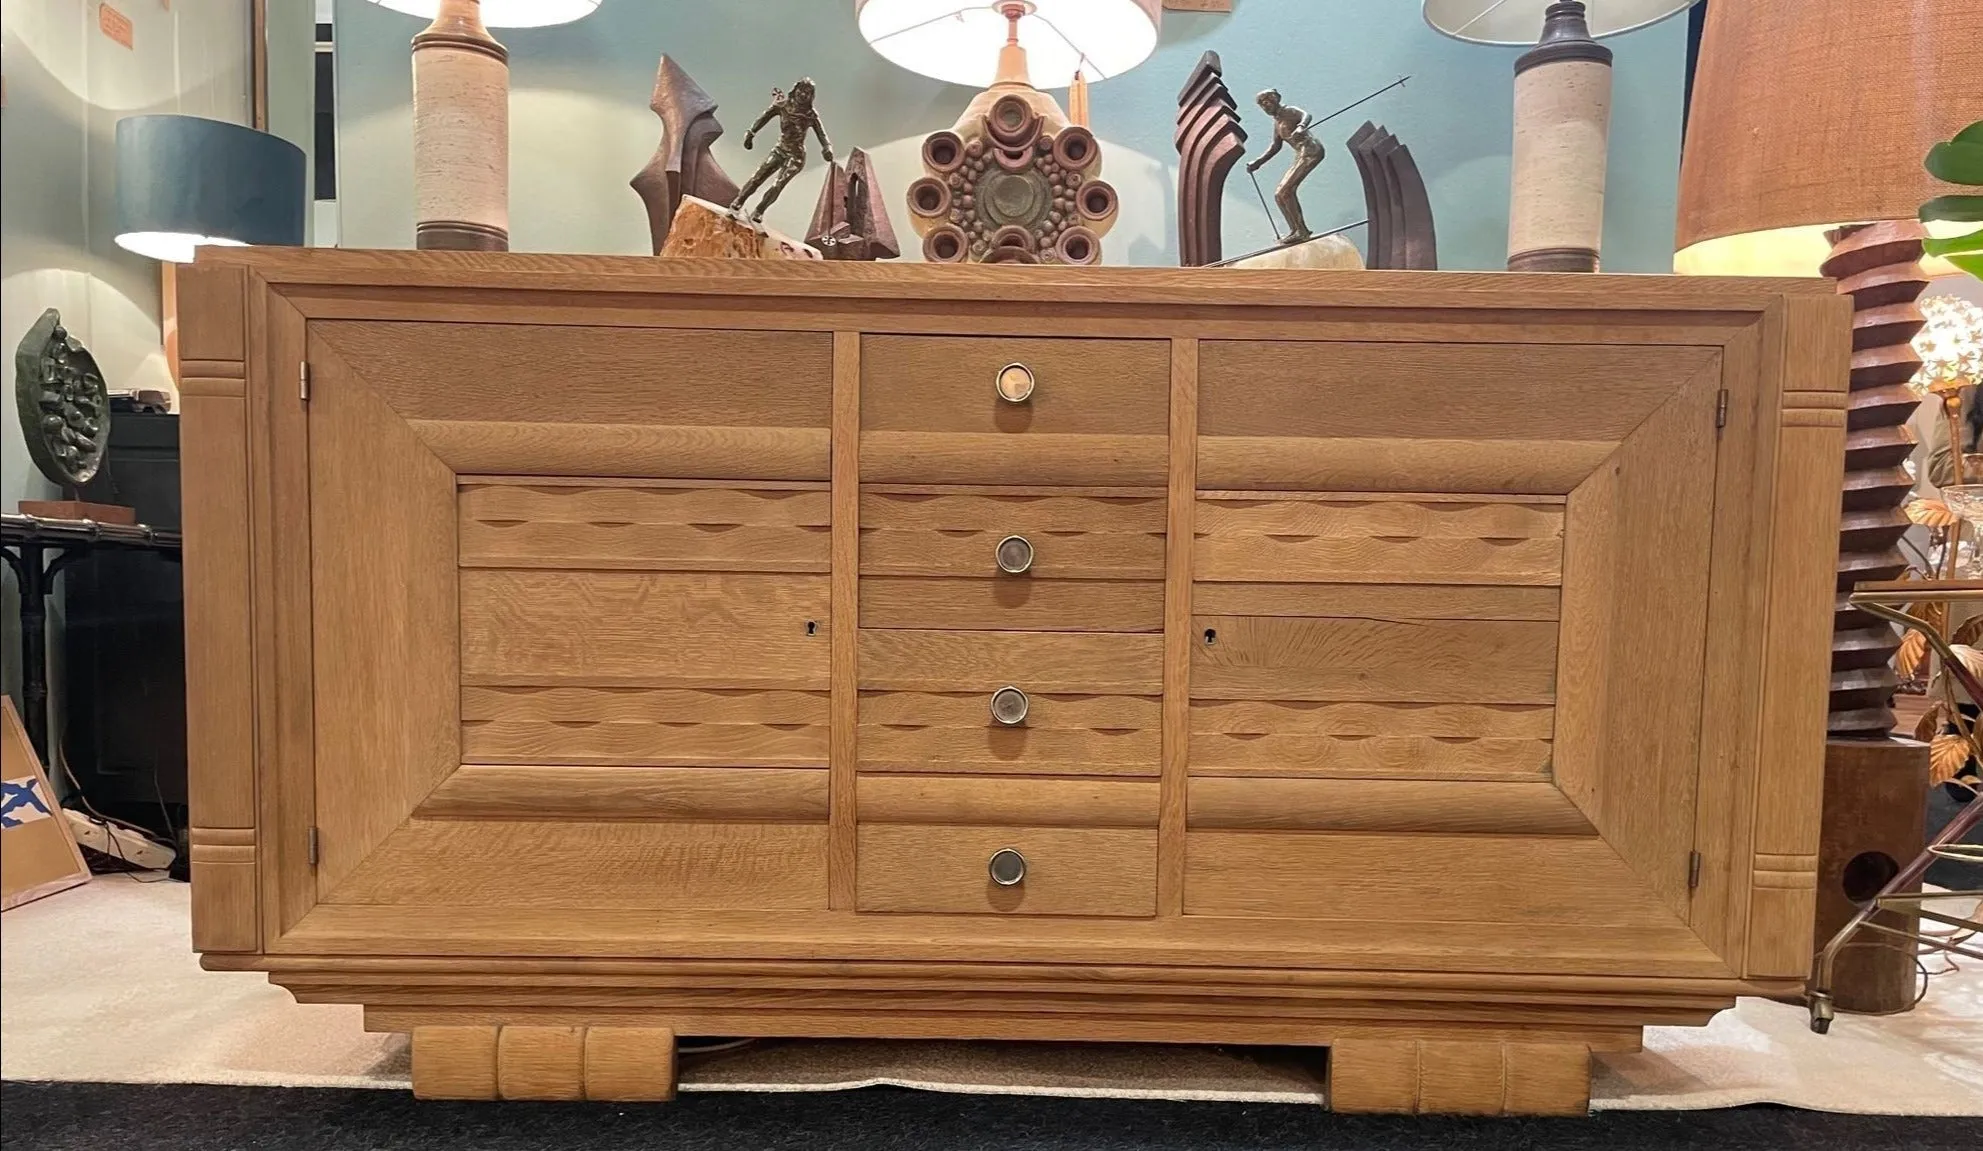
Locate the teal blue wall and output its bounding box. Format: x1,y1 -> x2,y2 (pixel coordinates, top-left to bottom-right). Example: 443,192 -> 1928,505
334,1 -> 1686,272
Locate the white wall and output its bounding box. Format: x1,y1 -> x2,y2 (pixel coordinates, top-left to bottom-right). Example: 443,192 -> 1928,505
331,0 -> 1689,272
0,0 -> 251,697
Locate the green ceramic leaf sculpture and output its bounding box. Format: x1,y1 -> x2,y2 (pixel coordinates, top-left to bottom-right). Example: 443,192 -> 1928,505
1923,120 -> 1983,280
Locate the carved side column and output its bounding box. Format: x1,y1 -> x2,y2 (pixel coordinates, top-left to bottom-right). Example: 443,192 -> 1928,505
413,0 -> 509,251
1819,220 -> 1930,737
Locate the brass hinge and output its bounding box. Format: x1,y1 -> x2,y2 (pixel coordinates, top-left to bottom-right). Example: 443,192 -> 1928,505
1714,389 -> 1728,434
306,826 -> 320,868
300,362 -> 311,402
1687,850 -> 1703,891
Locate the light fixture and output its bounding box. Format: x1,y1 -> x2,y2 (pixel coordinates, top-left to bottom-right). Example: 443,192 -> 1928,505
855,0 -> 1161,90
1426,2 -> 1700,273
1912,295 -> 1983,399
367,0 -> 600,28
114,115 -> 306,262
1674,0 -> 1977,744
364,0 -> 601,250
1422,0 -> 1698,45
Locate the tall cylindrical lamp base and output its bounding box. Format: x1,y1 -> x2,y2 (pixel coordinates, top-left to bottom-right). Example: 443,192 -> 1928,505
1506,2 -> 1612,273
412,0 -> 509,252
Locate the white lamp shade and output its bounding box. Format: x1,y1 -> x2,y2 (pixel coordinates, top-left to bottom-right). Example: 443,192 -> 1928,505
366,0 -> 600,28
1423,0 -> 1698,45
857,0 -> 1161,88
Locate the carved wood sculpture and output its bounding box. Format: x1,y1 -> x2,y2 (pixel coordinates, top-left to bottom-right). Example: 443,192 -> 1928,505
1175,51 -> 1246,268
807,147 -> 901,262
631,56 -> 740,256
906,94 -> 1119,265
1818,221 -> 1930,736
1348,122 -> 1438,271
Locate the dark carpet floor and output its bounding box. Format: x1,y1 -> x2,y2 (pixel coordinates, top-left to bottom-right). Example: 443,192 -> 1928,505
4,1083 -> 1979,1151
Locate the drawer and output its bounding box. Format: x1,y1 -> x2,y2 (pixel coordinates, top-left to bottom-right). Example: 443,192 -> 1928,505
858,631 -> 1162,777
861,336 -> 1169,485
859,488 -> 1166,631
860,689 -> 1160,777
857,824 -> 1157,916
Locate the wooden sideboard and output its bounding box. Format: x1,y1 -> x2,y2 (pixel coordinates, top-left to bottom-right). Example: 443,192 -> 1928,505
178,251 -> 1847,1114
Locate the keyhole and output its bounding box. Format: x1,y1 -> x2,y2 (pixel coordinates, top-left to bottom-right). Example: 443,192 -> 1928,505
806,620 -> 819,637
1203,628 -> 1217,646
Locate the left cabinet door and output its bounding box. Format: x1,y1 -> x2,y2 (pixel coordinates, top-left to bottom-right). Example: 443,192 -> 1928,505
296,319 -> 836,931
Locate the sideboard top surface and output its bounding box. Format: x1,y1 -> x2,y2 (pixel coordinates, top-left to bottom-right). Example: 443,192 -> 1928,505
192,247 -> 1837,316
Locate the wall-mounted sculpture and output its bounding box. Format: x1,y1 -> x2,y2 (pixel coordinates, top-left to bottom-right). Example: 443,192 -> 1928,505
1175,51 -> 1247,267
631,56 -> 740,256
1348,122 -> 1438,271
905,94 -> 1120,265
807,147 -> 900,261
14,309 -> 109,488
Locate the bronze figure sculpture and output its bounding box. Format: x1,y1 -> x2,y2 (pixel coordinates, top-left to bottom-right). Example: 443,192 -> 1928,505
1247,89 -> 1324,242
14,309 -> 109,487
731,78 -> 833,222
630,56 -> 740,255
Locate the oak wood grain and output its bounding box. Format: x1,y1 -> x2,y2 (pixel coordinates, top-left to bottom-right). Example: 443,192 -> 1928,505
1191,616 -> 1558,704
1160,338 -> 1199,916
1187,778 -> 1593,836
1191,582 -> 1561,621
416,765 -> 827,822
459,571 -> 829,689
858,630 -> 1163,694
325,820 -> 828,910
858,776 -> 1159,828
860,576 -> 1165,632
829,330 -> 862,911
458,482 -> 831,572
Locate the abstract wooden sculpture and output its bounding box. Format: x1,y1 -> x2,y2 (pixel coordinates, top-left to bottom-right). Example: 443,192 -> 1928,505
1348,122 -> 1438,271
631,56 -> 740,256
807,148 -> 900,261
1174,51 -> 1246,268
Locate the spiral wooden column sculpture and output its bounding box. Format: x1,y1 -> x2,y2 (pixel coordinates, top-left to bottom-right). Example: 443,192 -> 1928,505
1818,220 -> 1930,738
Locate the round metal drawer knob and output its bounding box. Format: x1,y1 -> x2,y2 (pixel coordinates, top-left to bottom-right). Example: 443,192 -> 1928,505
995,363 -> 1036,404
988,847 -> 1027,887
995,534 -> 1034,575
990,685 -> 1030,726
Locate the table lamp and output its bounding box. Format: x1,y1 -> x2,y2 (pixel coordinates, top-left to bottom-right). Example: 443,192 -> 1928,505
1675,0 -> 1977,740
858,1 -> 1160,264
113,116 -> 306,262
364,0 -> 602,250
1425,1 -> 1701,272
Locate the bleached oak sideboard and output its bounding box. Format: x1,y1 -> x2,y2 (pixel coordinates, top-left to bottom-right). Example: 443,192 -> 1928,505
177,251 -> 1846,1114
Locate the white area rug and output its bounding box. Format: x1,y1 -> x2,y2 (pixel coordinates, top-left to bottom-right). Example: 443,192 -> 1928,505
4,876 -> 1979,1114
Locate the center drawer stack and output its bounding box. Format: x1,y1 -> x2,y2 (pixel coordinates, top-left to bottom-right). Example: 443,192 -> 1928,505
855,335 -> 1171,917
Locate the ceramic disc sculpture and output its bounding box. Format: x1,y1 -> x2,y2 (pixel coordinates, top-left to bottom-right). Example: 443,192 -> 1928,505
906,94 -> 1119,265
14,309 -> 109,487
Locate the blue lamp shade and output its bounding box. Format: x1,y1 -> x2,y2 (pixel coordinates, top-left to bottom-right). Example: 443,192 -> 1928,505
114,115 -> 306,263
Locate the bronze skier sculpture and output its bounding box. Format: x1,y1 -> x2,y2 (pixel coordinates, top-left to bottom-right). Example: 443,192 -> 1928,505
1246,88 -> 1323,243
731,78 -> 834,222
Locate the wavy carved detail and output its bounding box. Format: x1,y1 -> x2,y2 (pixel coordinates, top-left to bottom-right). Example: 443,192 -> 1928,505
1819,221 -> 1929,738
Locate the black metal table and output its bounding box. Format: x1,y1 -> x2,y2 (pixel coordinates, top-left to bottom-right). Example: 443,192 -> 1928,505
1,512 -> 181,763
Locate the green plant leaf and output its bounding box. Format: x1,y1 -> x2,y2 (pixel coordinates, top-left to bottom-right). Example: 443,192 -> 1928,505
1923,194 -> 1983,223
1952,252 -> 1983,279
1957,120 -> 1983,147
1928,141 -> 1983,186
1925,228 -> 1983,258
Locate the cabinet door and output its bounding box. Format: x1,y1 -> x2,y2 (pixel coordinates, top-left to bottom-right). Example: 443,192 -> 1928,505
1188,340 -> 1730,948
292,320 -> 836,927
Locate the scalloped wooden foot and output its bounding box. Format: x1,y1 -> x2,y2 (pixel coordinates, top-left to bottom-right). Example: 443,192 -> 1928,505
411,1025 -> 677,1102
1328,1038 -> 1591,1116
